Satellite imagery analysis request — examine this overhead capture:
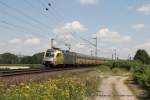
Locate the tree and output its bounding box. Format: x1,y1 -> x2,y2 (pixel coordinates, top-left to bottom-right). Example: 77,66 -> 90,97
31,52 -> 44,64
134,49 -> 150,64
0,52 -> 45,64
20,56 -> 32,64
20,52 -> 44,64
0,53 -> 19,64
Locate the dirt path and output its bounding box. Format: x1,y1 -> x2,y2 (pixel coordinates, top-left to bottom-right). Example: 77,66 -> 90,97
95,76 -> 137,100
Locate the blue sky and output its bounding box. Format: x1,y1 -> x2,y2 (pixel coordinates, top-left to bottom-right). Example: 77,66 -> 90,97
0,0 -> 150,59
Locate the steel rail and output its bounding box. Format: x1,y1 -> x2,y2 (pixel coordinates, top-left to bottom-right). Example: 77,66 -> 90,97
0,67 -> 85,77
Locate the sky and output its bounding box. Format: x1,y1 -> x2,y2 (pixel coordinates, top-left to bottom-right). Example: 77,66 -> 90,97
0,0 -> 150,59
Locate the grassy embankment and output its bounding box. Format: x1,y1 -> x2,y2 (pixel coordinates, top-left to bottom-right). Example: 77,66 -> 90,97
0,60 -> 149,99
0,67 -> 101,100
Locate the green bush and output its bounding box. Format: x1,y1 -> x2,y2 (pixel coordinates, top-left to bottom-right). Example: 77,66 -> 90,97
132,65 -> 150,97
104,60 -> 141,70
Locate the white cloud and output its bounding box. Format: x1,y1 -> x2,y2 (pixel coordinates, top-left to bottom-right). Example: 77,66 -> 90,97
8,38 -> 22,44
136,40 -> 150,50
96,28 -> 120,38
121,36 -> 132,43
137,4 -> 150,15
53,21 -> 87,34
79,0 -> 98,5
131,24 -> 145,30
96,28 -> 132,43
53,21 -> 87,46
1,36 -> 43,55
24,37 -> 41,45
0,43 -> 5,46
8,37 -> 41,45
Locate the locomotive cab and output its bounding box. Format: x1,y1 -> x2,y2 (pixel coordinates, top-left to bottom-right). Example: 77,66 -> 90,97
43,48 -> 64,67
43,49 -> 55,67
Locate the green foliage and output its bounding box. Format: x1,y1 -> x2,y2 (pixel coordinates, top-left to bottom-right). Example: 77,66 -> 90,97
133,65 -> 150,86
104,60 -> 141,70
0,53 -> 19,64
0,73 -> 99,100
20,52 -> 44,64
0,52 -> 44,64
134,49 -> 150,64
31,53 -> 44,64
20,56 -> 33,64
132,65 -> 150,97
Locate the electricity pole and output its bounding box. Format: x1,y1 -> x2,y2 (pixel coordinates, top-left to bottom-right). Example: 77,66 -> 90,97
51,38 -> 54,49
93,36 -> 98,58
79,35 -> 98,58
114,49 -> 117,60
93,36 -> 98,63
112,53 -> 114,60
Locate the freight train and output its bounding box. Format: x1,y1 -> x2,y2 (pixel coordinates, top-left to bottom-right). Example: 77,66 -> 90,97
43,48 -> 107,67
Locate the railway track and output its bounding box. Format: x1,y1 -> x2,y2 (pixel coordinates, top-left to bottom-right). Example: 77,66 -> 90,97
0,67 -> 86,77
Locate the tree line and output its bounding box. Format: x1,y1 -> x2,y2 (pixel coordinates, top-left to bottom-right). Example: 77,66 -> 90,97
0,49 -> 149,64
0,52 -> 44,64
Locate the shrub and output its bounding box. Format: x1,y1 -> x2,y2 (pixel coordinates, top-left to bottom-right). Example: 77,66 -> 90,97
104,60 -> 141,70
132,65 -> 150,97
0,76 -> 100,100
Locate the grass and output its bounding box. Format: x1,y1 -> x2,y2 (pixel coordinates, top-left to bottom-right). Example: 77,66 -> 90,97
97,65 -> 130,76
0,63 -> 146,100
0,67 -> 101,100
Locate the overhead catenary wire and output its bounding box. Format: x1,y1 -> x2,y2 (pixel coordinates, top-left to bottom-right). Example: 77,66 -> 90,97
23,0 -> 56,25
40,1 -> 63,25
0,0 -> 95,54
1,0 -> 91,49
36,0 -> 76,44
0,1 -> 50,29
0,10 -> 48,34
39,0 -> 47,7
0,0 -> 58,39
39,0 -> 84,44
43,0 -> 94,46
0,20 -> 49,38
24,0 -> 67,44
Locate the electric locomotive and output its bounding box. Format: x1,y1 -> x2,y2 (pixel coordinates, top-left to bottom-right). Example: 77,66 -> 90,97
43,48 -> 107,67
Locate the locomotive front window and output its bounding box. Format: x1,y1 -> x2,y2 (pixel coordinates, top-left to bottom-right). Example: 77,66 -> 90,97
46,51 -> 54,57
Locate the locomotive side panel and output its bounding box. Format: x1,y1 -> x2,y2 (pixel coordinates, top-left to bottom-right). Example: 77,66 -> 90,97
63,52 -> 75,65
55,51 -> 64,65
